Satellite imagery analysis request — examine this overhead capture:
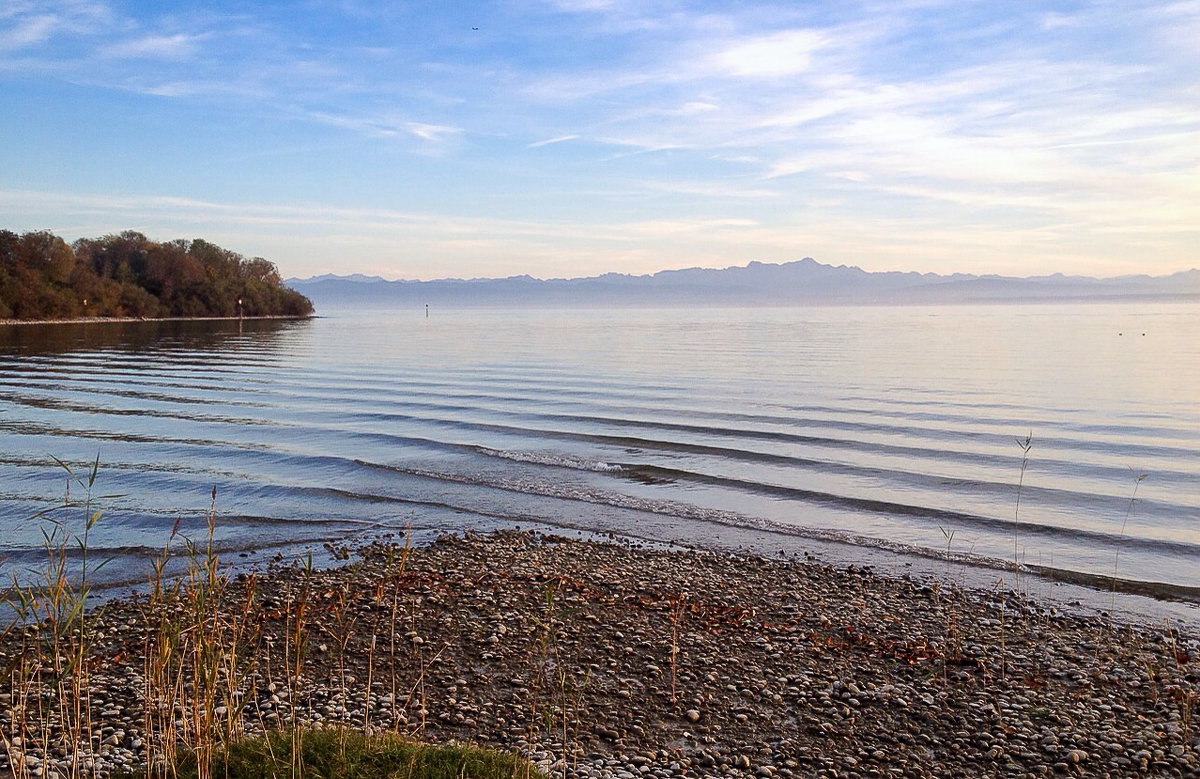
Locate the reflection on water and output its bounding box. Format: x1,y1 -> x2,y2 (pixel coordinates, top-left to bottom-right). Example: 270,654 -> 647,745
0,317 -> 309,357
1,304 -> 1198,620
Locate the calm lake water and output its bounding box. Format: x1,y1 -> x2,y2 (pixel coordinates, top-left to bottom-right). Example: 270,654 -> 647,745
2,303 -> 1199,613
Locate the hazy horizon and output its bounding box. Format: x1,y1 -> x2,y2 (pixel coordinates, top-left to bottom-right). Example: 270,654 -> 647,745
288,256 -> 1200,285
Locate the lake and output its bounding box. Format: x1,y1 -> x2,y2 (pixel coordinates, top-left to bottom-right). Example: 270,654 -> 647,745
2,302 -> 1198,618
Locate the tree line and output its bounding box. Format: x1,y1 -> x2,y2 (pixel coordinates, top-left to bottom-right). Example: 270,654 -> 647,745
0,230 -> 314,321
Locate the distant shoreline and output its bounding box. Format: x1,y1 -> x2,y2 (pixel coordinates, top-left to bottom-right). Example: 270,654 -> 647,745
0,314 -> 315,327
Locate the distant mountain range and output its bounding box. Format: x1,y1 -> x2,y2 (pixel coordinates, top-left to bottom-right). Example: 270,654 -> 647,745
286,258 -> 1200,308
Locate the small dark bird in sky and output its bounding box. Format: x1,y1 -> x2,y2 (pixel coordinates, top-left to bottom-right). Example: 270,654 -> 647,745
472,26 -> 479,30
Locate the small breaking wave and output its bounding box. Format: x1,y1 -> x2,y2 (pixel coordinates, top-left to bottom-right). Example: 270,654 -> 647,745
359,459 -> 749,527
352,458 -> 1200,604
475,446 -> 624,473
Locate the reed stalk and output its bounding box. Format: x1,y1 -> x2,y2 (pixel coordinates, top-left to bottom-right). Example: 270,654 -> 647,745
0,455 -> 115,779
1111,470 -> 1150,610
1013,432 -> 1033,576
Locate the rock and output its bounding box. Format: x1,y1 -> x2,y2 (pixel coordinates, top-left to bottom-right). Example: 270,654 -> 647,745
2,529 -> 1196,779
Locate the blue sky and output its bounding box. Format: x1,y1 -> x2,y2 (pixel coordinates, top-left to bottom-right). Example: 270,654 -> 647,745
2,0 -> 1198,280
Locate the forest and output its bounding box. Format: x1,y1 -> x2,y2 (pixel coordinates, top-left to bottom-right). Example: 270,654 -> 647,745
0,229 -> 314,320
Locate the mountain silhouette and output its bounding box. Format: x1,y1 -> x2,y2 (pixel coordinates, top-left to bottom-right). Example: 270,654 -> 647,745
287,259 -> 1200,307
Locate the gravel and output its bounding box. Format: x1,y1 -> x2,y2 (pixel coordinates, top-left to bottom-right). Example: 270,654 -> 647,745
3,529 -> 1198,778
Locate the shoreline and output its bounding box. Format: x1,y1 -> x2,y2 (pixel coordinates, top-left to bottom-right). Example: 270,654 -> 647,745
496,513 -> 1200,631
0,314 -> 314,326
66,507 -> 1200,633
3,529 -> 1198,777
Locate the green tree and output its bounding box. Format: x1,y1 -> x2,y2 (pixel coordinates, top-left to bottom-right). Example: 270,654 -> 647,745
2,229 -> 312,320
240,256 -> 282,285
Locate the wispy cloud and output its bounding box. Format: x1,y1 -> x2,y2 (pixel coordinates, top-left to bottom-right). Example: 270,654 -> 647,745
4,0 -> 1198,277
104,32 -> 201,59
709,29 -> 827,78
642,180 -> 782,199
4,180 -> 1195,280
407,122 -> 461,142
0,188 -> 772,277
0,0 -> 114,54
528,134 -> 579,148
307,109 -> 463,146
0,14 -> 57,50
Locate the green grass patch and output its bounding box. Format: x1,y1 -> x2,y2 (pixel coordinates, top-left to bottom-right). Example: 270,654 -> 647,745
126,728 -> 549,779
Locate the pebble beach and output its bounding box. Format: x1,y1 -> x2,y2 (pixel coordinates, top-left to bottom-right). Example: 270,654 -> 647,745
3,529 -> 1199,778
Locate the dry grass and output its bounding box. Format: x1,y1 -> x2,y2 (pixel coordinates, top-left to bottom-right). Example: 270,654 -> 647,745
0,462 -> 536,779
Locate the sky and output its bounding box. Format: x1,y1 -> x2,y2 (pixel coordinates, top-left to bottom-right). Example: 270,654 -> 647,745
2,1 -> 1198,281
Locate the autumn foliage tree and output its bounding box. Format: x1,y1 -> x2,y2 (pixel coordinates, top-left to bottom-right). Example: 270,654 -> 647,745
0,230 -> 313,320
